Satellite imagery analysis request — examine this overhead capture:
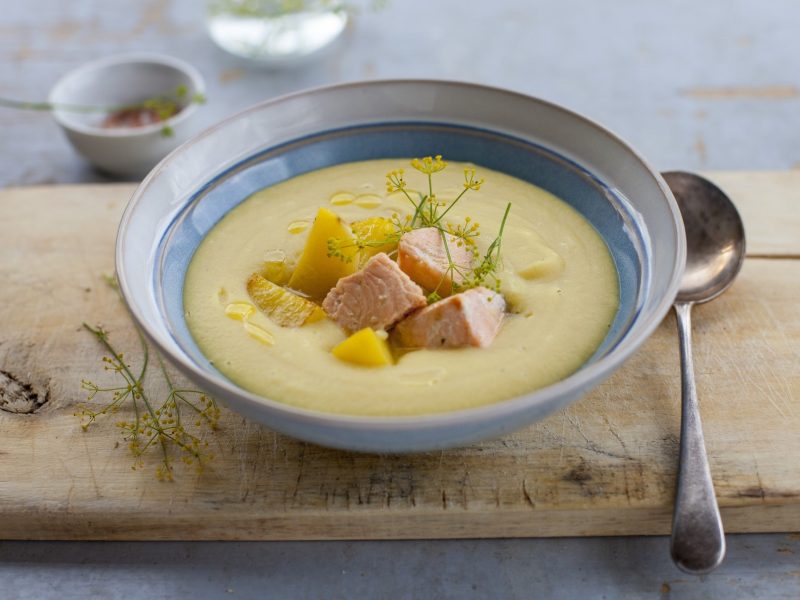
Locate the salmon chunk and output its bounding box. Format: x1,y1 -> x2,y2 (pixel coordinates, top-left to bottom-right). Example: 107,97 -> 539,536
397,227 -> 473,296
322,253 -> 427,333
393,287 -> 506,349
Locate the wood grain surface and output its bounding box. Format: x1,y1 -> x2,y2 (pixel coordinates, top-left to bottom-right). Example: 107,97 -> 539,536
0,172 -> 798,540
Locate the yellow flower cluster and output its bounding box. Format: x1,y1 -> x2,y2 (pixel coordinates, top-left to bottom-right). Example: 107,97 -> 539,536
463,167 -> 485,191
411,155 -> 447,175
385,168 -> 407,193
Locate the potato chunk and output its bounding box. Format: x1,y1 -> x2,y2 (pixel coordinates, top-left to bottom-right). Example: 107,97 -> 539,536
261,249 -> 292,286
247,273 -> 325,327
351,216 -> 399,261
287,207 -> 358,299
516,244 -> 564,280
331,327 -> 393,367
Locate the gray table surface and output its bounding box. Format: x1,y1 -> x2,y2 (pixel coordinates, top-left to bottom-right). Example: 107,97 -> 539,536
1,1 -> 799,598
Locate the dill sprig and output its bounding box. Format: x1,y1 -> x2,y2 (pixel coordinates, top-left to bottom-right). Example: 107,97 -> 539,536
208,0 -> 343,18
207,0 -> 387,18
328,155 -> 511,298
461,201 -> 511,291
77,276 -> 220,481
327,231 -> 403,264
78,324 -> 219,481
326,212 -> 411,266
0,85 -> 206,138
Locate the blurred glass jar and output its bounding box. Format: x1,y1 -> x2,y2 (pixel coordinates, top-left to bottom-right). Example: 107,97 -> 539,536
205,0 -> 349,67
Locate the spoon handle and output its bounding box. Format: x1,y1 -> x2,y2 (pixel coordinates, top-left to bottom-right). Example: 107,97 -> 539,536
671,302 -> 726,574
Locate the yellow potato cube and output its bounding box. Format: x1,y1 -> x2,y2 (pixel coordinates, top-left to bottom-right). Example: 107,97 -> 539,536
351,216 -> 399,260
247,273 -> 326,327
516,243 -> 565,281
304,306 -> 327,323
287,207 -> 358,298
331,328 -> 393,367
261,250 -> 291,286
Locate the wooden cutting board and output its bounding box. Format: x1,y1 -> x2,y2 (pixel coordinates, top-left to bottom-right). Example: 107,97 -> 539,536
0,173 -> 798,541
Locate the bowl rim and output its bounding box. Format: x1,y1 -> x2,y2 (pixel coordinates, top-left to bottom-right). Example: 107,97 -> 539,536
116,78 -> 686,431
47,52 -> 206,138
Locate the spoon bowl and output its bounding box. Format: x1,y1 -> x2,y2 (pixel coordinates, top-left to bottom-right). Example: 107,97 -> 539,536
664,172 -> 747,303
662,171 -> 747,574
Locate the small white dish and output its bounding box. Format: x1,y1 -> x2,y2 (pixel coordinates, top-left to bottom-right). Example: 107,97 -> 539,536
48,53 -> 205,179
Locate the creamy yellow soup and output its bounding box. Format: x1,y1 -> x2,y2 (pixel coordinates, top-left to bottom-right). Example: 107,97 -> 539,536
184,159 -> 619,416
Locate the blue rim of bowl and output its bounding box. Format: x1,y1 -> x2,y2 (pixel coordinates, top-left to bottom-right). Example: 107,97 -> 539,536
116,79 -> 686,431
47,52 -> 206,138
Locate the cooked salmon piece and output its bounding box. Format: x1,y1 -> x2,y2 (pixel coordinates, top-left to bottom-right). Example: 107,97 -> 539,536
393,287 -> 506,349
322,253 -> 427,333
397,227 -> 473,296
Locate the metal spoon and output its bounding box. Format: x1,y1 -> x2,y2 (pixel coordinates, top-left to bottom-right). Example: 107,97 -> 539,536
662,171 -> 746,574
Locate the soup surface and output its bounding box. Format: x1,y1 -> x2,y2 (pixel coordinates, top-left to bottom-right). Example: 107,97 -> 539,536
184,159 -> 619,416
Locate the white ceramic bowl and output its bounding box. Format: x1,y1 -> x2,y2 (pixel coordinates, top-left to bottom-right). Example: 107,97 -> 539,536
116,80 -> 685,453
49,53 -> 205,179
